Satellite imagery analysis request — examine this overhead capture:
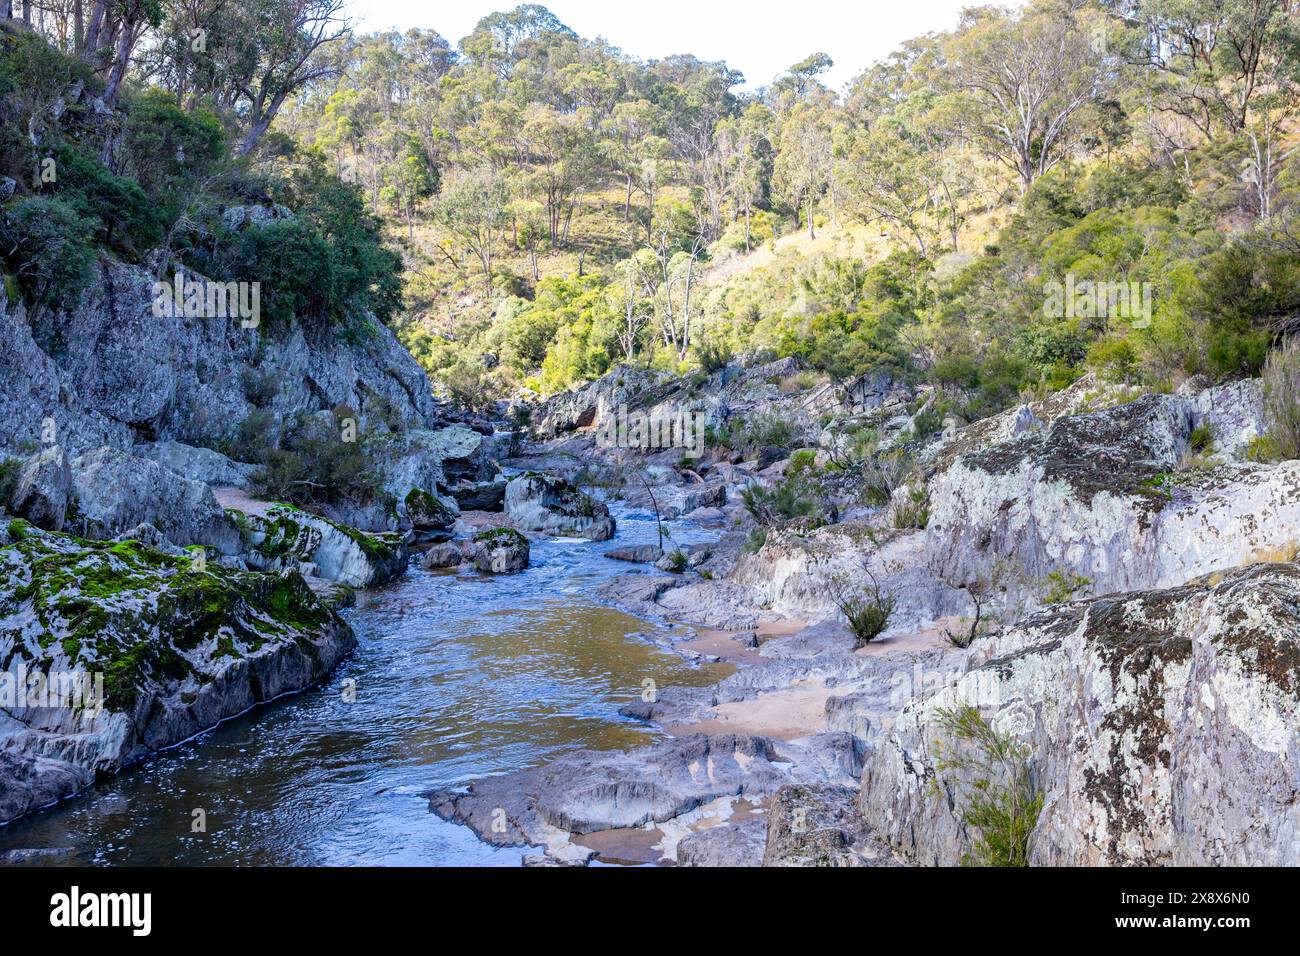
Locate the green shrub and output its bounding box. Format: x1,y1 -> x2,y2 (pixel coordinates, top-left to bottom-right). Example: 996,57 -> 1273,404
893,485 -> 930,530
931,705 -> 1043,867
741,527 -> 768,554
52,143 -> 162,257
693,336 -> 734,374
1189,423 -> 1215,452
831,567 -> 895,647
0,196 -> 96,310
1041,570 -> 1091,604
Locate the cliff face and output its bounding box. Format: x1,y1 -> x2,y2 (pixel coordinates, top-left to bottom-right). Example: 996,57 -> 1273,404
0,255 -> 474,823
0,258 -> 442,456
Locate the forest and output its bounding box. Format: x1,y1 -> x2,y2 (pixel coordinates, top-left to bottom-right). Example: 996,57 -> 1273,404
4,0 -> 1300,436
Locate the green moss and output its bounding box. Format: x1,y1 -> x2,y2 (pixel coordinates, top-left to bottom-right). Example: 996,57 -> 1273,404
473,527 -> 528,550
2,524 -> 343,712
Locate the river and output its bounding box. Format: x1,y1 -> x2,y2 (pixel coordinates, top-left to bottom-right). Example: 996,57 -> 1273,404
0,505 -> 729,866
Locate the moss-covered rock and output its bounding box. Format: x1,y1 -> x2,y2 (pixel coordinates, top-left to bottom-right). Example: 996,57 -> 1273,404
232,503 -> 408,588
404,488 -> 456,531
468,526 -> 530,574
0,524 -> 354,824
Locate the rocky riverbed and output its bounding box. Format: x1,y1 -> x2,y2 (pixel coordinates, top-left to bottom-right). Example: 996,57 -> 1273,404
427,357 -> 1300,866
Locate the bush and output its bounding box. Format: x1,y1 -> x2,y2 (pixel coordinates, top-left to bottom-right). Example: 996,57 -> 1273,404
693,336 -> 734,374
931,705 -> 1043,867
52,143 -> 162,257
0,196 -> 96,310
1260,338 -> 1300,462
893,485 -> 930,529
740,477 -> 822,527
832,566 -> 895,647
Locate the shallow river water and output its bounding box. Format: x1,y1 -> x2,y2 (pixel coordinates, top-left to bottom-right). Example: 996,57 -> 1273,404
0,505 -> 729,865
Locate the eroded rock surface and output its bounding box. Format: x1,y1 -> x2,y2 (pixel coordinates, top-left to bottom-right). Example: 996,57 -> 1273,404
860,562 -> 1300,866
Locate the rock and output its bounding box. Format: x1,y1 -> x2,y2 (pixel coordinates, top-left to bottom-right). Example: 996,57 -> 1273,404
9,445 -> 72,531
403,488 -> 457,531
604,544 -> 664,563
430,734 -> 790,852
504,472 -> 615,541
621,479 -> 726,519
466,527 -> 530,574
221,202 -> 295,232
859,562 -> 1300,866
0,523 -> 354,824
446,477 -> 507,512
677,819 -> 768,867
0,176 -> 15,201
70,446 -> 242,553
421,542 -> 463,570
926,387 -> 1300,602
531,364 -> 677,438
764,784 -> 900,867
0,258 -> 442,457
655,552 -> 688,573
135,441 -> 257,488
421,426 -> 497,485
232,504 -> 408,588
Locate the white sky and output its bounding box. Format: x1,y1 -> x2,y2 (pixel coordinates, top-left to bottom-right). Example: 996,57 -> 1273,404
343,0 -> 974,93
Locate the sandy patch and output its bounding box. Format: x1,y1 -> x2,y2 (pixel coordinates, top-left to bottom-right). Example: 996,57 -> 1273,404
212,486 -> 273,517
755,618 -> 807,642
678,629 -> 766,665
665,678 -> 848,741
858,616 -> 964,657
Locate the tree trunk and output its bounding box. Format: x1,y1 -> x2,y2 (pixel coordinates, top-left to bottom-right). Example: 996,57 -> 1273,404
1,0 -> 12,20
807,194 -> 815,240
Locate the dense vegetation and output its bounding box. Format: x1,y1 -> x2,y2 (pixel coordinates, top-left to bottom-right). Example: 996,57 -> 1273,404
4,0 -> 1300,427
0,5 -> 398,332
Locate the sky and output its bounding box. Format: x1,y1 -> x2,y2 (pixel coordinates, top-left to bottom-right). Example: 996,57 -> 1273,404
342,0 -> 974,93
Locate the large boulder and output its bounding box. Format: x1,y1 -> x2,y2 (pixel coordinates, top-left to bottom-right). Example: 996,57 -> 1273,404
859,562 -> 1300,866
0,523 -> 354,824
232,504 -> 408,588
70,446 -> 242,553
465,527 -> 530,574
8,445 -> 72,531
504,473 -> 615,541
135,440 -> 258,488
531,364 -> 677,439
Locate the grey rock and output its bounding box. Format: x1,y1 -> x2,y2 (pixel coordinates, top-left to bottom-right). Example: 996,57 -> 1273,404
764,784 -> 901,867
135,441 -> 257,488
70,446 -> 241,553
504,472 -> 615,541
9,445 -> 72,531
420,542 -> 463,570
446,476 -> 507,512
465,528 -> 529,574
860,562 -> 1300,866
676,819 -> 767,867
604,544 -> 663,563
